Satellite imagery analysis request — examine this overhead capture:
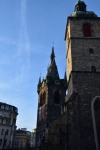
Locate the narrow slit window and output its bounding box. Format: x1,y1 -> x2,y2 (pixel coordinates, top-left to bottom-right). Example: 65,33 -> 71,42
89,48 -> 94,54
91,66 -> 96,72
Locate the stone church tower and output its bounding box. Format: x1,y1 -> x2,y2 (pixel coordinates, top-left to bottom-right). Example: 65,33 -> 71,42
36,47 -> 67,145
65,1 -> 100,150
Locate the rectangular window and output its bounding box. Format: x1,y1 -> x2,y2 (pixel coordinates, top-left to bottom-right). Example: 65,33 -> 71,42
83,24 -> 91,37
3,119 -> 6,124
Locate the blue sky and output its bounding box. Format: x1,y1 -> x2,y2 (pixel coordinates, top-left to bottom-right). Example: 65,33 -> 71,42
0,0 -> 100,131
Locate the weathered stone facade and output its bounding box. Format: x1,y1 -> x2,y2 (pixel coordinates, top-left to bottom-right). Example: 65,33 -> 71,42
65,1 -> 100,150
36,1 -> 100,150
47,113 -> 67,150
36,47 -> 67,149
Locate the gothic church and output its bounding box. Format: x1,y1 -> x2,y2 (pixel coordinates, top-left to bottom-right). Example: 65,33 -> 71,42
36,1 -> 100,150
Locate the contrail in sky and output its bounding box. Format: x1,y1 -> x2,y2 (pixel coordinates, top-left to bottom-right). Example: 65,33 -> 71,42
16,0 -> 31,83
20,0 -> 30,53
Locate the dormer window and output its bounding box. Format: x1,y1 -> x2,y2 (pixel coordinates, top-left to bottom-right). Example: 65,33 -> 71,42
83,23 -> 91,37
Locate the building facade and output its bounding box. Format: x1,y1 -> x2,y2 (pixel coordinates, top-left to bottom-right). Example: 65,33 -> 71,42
64,1 -> 100,150
13,129 -> 31,150
0,102 -> 18,149
30,129 -> 36,148
36,1 -> 100,150
36,47 -> 67,148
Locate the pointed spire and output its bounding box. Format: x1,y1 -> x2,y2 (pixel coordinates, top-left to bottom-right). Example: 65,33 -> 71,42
38,75 -> 41,85
46,46 -> 59,80
37,75 -> 41,93
63,70 -> 67,89
64,70 -> 67,80
47,65 -> 50,76
50,46 -> 55,61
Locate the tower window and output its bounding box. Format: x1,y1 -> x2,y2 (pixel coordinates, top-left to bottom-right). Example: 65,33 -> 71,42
83,23 -> 91,37
54,90 -> 60,104
91,66 -> 96,72
40,92 -> 46,106
89,48 -> 94,54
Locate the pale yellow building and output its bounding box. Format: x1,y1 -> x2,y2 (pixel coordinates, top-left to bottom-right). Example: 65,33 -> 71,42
13,129 -> 30,150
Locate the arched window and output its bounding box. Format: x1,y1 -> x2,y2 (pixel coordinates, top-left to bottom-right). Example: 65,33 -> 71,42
40,92 -> 46,106
83,23 -> 91,37
54,90 -> 60,104
40,94 -> 43,106
43,92 -> 46,104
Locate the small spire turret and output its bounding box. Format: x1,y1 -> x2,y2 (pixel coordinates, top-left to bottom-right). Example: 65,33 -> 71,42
37,75 -> 41,93
50,46 -> 55,62
38,76 -> 41,85
64,71 -> 67,81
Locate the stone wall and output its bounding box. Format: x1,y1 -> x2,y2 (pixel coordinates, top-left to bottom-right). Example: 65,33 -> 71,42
66,72 -> 100,150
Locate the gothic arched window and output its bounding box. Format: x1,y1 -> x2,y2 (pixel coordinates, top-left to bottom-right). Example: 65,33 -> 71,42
43,92 -> 46,104
40,92 -> 46,106
40,94 -> 43,106
83,23 -> 91,37
54,90 -> 60,104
